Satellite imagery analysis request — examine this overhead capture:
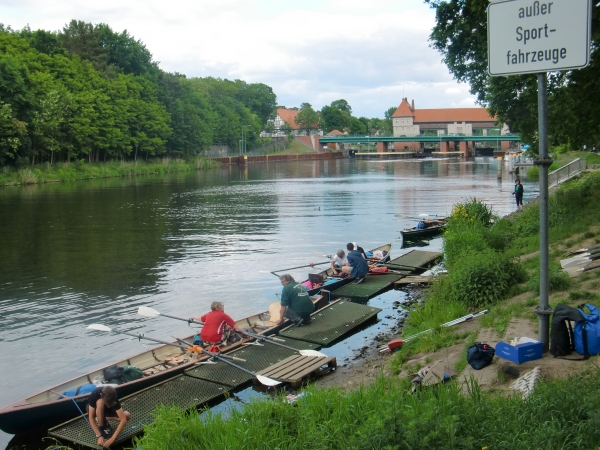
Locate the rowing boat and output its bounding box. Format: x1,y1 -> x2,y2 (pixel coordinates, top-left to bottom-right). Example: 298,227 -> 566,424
0,298 -> 321,435
400,219 -> 447,241
304,243 -> 392,295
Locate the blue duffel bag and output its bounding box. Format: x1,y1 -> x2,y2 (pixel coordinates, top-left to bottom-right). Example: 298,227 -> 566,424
574,303 -> 600,356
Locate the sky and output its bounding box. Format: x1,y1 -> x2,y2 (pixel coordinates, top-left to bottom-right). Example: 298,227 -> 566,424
0,0 -> 479,118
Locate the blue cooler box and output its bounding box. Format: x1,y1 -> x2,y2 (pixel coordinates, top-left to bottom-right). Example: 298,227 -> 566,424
495,338 -> 543,364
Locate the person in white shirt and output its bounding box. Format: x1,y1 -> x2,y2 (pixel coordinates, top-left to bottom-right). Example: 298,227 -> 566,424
331,249 -> 349,276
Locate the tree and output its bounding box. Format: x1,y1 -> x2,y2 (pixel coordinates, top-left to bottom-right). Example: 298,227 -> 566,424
294,103 -> 320,134
320,105 -> 351,133
330,99 -> 352,115
234,80 -> 277,126
0,100 -> 27,164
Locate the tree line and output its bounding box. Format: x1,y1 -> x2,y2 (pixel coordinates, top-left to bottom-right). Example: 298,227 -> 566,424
289,99 -> 396,136
0,21 -> 277,166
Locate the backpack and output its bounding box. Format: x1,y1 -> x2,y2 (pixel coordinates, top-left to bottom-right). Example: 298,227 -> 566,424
103,365 -> 125,384
550,304 -> 585,357
122,365 -> 144,383
467,342 -> 495,370
574,304 -> 600,356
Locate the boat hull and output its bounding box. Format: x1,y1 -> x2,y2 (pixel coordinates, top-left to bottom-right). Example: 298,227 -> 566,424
400,224 -> 446,241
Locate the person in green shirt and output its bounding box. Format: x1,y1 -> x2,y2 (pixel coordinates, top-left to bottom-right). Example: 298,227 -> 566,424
278,274 -> 315,326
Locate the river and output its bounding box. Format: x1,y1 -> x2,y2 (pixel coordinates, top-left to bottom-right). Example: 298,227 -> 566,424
0,157 -> 536,448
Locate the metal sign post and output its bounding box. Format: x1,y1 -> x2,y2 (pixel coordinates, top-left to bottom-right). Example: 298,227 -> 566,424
488,0 -> 591,351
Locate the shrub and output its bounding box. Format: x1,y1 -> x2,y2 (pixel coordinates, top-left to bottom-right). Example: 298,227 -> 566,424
526,263 -> 573,294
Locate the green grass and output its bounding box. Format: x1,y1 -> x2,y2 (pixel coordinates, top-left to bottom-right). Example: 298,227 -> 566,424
0,157 -> 219,186
136,368 -> 600,450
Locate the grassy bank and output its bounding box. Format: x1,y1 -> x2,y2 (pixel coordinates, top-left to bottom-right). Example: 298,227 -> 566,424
135,368 -> 600,449
0,157 -> 219,187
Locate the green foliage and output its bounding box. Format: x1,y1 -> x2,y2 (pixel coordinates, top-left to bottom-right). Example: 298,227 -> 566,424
0,24 -> 277,166
294,103 -> 320,134
526,263 -> 573,295
445,249 -> 527,308
136,368 -> 600,450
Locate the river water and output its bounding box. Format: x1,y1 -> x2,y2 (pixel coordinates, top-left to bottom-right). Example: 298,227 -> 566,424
0,157 -> 536,448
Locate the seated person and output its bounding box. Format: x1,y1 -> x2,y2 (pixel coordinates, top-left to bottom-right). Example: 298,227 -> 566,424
88,385 -> 130,448
352,242 -> 367,259
193,301 -> 245,346
278,274 -> 315,326
346,242 -> 369,284
330,249 -> 349,276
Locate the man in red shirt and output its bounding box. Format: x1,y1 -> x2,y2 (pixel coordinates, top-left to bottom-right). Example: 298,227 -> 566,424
194,301 -> 244,345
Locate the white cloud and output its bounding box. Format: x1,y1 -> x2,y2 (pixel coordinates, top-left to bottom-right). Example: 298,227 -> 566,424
0,0 -> 478,117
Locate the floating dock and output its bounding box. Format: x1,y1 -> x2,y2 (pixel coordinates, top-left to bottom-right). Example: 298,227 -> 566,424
393,275 -> 432,287
257,354 -> 337,388
331,273 -> 403,300
279,300 -> 381,345
384,249 -> 442,273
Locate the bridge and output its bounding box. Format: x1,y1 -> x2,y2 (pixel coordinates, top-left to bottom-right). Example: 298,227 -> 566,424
319,134 -> 522,144
318,134 -> 522,155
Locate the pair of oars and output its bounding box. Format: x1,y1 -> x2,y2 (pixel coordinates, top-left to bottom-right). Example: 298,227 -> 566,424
560,248 -> 600,269
137,306 -> 325,357
86,324 -> 281,386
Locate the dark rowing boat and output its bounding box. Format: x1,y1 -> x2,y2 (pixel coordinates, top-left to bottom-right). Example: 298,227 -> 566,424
400,219 -> 447,241
303,243 -> 392,295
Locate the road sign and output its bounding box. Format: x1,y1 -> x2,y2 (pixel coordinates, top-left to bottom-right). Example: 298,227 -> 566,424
488,0 -> 592,76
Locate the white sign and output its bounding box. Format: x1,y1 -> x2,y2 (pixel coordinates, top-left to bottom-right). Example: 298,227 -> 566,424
488,0 -> 591,76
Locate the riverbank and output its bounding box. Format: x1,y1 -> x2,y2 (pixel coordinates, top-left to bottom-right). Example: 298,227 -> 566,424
134,168 -> 600,449
0,157 -> 220,187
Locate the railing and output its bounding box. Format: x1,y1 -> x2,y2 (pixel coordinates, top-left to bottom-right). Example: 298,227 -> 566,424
548,158 -> 587,187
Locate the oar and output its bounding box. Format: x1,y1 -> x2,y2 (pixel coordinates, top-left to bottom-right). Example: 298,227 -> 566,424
137,306 -> 203,325
378,310 -> 489,353
565,262 -> 600,277
563,244 -> 600,257
270,261 -> 330,277
87,324 -> 281,386
241,330 -> 327,357
560,253 -> 600,269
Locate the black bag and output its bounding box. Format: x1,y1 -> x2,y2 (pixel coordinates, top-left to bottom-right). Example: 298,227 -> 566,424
467,342 -> 495,370
103,365 -> 125,384
550,304 -> 585,357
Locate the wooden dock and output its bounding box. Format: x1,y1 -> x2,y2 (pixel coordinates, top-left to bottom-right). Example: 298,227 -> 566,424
257,355 -> 337,388
394,275 -> 432,287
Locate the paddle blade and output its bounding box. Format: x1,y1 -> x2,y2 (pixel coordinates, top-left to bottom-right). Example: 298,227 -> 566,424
87,324 -> 111,332
299,350 -> 326,357
138,306 -> 161,318
256,375 -> 281,386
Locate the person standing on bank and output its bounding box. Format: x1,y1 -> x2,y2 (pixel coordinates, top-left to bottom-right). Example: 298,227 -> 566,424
278,274 -> 315,326
513,179 -> 524,211
88,385 -> 130,448
346,242 -> 369,284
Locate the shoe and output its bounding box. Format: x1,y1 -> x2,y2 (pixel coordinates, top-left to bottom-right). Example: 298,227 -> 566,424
353,276 -> 365,284
99,423 -> 113,438
293,318 -> 304,327
301,318 -> 311,326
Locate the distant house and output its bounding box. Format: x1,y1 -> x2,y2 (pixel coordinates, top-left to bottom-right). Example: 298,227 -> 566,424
262,108 -> 323,137
391,98 -> 508,137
